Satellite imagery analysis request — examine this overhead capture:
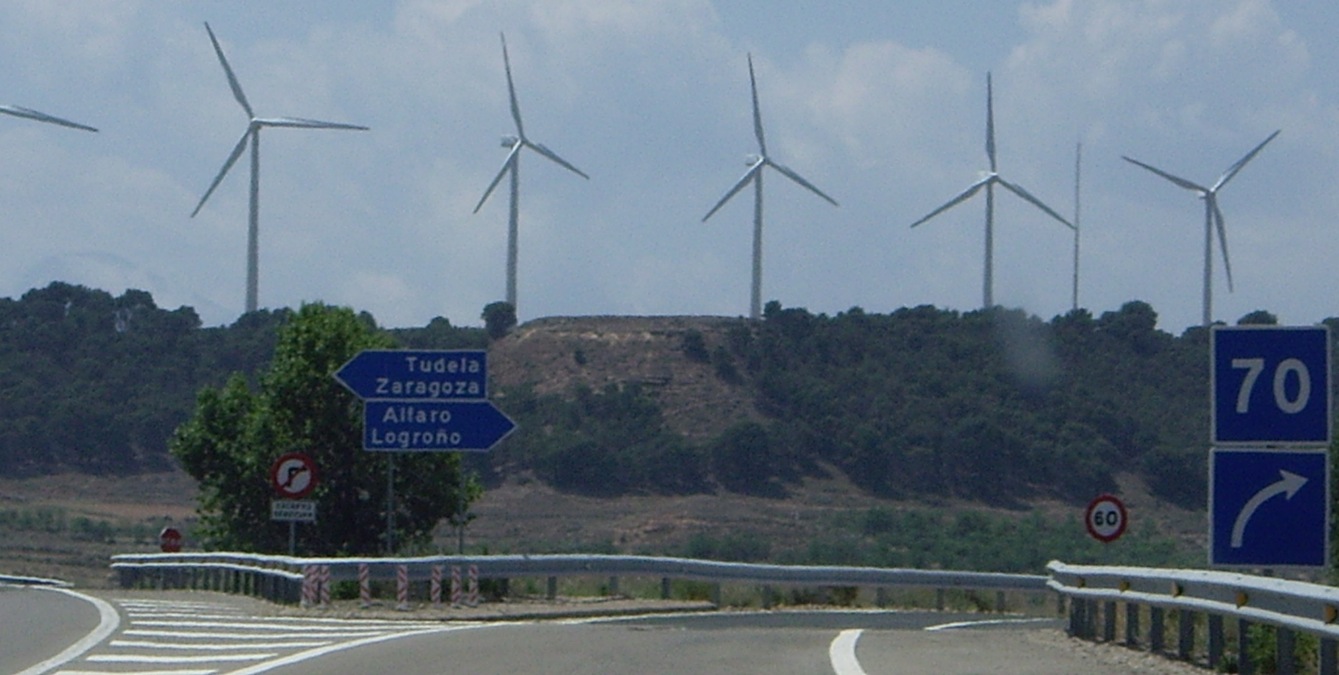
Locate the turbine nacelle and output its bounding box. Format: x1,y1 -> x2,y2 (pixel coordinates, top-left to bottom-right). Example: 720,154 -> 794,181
744,153 -> 762,166
501,135 -> 519,148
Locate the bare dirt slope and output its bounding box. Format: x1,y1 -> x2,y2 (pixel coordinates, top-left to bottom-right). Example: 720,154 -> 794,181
489,315 -> 759,440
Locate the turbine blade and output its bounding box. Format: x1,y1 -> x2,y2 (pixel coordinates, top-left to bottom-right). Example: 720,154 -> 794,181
748,53 -> 766,156
191,128 -> 252,217
1212,197 -> 1234,292
985,72 -> 996,172
0,105 -> 97,132
1212,129 -> 1280,192
997,177 -> 1074,229
500,33 -> 524,139
527,141 -> 589,179
910,176 -> 990,228
473,143 -> 522,213
254,117 -> 369,131
767,159 -> 838,207
703,162 -> 763,222
1122,155 -> 1208,193
204,22 -> 254,119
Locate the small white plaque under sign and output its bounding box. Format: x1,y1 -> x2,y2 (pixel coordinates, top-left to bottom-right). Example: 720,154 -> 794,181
271,499 -> 316,523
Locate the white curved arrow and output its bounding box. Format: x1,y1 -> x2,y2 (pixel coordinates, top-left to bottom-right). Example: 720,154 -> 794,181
1230,469 -> 1308,548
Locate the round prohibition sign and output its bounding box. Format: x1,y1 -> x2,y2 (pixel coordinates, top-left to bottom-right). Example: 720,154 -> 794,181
1085,494 -> 1128,543
269,452 -> 319,499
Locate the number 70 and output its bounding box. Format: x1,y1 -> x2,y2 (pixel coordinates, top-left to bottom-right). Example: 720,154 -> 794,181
1231,357 -> 1311,414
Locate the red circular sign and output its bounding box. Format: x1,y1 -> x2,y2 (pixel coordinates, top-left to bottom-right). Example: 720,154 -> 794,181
159,527 -> 183,553
1085,494 -> 1128,543
269,452 -> 319,499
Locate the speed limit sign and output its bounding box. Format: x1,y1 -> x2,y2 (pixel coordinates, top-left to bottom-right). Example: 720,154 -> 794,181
1085,494 -> 1127,543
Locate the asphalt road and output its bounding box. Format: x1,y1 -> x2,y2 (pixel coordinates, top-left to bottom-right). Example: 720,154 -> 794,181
26,592 -> 1200,674
0,584 -> 104,675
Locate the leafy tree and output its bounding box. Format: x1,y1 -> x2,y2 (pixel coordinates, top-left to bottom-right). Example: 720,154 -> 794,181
482,301 -> 517,340
171,303 -> 476,554
1238,310 -> 1279,325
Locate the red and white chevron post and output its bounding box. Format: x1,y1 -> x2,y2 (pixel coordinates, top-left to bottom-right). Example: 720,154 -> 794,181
431,564 -> 443,605
396,563 -> 409,610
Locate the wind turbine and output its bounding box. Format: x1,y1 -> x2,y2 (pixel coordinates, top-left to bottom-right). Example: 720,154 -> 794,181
1072,142 -> 1081,312
1122,129 -> 1279,327
703,54 -> 838,321
910,73 -> 1072,310
0,104 -> 96,132
190,22 -> 368,315
473,32 -> 589,315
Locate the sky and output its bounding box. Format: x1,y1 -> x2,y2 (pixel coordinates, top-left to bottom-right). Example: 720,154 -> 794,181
2,0 -> 1337,333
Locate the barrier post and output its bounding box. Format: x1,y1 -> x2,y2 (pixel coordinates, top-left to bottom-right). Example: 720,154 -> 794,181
1125,602 -> 1140,647
359,563 -> 371,608
431,565 -> 443,605
396,564 -> 409,611
319,565 -> 331,608
451,566 -> 462,607
1208,615 -> 1224,668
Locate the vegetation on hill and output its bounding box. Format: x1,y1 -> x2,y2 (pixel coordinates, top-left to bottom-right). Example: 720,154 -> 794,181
2,281 -> 1326,513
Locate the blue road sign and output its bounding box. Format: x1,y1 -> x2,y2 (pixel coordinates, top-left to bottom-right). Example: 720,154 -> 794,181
1211,326 -> 1330,445
334,349 -> 487,401
363,400 -> 516,452
1209,448 -> 1329,567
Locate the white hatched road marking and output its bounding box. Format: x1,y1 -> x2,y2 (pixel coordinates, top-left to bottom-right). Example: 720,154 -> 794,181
54,596 -> 481,675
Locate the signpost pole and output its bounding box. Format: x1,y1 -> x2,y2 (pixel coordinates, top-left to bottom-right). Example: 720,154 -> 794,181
288,521 -> 296,556
456,466 -> 467,554
385,454 -> 396,555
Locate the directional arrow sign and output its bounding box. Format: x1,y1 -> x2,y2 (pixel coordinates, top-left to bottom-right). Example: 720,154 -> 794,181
334,349 -> 487,401
1210,448 -> 1329,567
363,400 -> 516,452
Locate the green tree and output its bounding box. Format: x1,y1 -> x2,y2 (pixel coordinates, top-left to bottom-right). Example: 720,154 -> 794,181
482,301 -> 517,340
171,303 -> 477,555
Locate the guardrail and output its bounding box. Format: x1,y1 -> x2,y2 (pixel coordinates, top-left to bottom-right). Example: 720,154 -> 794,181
111,552 -> 1048,612
1048,561 -> 1339,675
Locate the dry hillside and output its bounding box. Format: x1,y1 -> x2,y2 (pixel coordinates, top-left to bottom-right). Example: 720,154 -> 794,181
489,315 -> 761,440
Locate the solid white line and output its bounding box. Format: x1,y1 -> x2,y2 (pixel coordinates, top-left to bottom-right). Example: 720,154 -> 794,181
87,653 -> 273,663
829,629 -> 868,675
924,617 -> 1056,631
15,587 -> 120,675
110,639 -> 335,650
225,625 -> 481,675
123,629 -> 391,640
130,619 -> 409,632
57,670 -> 217,675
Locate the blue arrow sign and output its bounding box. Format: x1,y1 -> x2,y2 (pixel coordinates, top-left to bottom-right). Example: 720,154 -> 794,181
1210,448 -> 1329,567
334,349 -> 487,401
363,400 -> 516,452
1211,326 -> 1330,445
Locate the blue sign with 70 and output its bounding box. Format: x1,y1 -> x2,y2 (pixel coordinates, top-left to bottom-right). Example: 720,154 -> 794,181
1211,326 -> 1330,446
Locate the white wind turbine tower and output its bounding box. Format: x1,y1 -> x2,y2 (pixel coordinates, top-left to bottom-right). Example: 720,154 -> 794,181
703,53 -> 838,321
473,33 -> 589,315
1072,142 -> 1081,312
190,22 -> 368,315
1122,129 -> 1279,327
910,73 -> 1072,309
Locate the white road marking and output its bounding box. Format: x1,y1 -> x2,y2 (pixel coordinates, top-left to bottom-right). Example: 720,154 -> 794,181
123,629 -> 392,640
16,587 -> 120,675
57,670 -> 216,675
226,624 -> 492,675
829,629 -> 868,675
87,653 -> 275,663
110,639 -> 335,650
924,617 -> 1057,631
